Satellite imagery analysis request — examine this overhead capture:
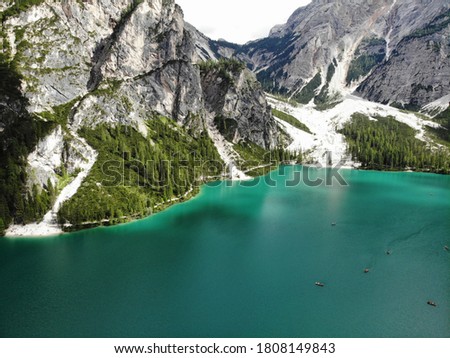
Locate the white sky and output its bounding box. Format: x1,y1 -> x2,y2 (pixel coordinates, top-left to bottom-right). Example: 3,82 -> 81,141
176,0 -> 312,44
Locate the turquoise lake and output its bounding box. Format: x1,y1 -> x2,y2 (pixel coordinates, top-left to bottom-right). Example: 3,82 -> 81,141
0,166 -> 449,337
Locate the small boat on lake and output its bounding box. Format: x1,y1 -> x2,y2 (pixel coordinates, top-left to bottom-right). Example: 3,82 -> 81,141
427,301 -> 437,307
315,282 -> 325,287
364,268 -> 370,273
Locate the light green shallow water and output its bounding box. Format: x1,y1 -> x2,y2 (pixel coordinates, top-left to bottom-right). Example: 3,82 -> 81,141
0,167 -> 449,337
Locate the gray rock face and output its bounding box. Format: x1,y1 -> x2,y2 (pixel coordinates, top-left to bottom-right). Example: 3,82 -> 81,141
70,1 -> 210,137
201,65 -> 277,149
185,23 -> 238,62
236,0 -> 392,94
356,9 -> 450,109
232,0 -> 450,107
3,0 -> 132,112
1,0 -> 277,138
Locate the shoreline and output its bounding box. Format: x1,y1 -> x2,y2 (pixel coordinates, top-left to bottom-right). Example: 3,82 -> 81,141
3,169 -> 247,239
3,160 -> 269,239
4,185 -> 199,239
4,163 -> 446,239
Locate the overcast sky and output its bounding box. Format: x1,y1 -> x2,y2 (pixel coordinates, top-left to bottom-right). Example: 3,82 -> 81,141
176,0 -> 312,44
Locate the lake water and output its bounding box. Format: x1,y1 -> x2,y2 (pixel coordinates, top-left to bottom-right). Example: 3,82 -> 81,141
0,167 -> 449,337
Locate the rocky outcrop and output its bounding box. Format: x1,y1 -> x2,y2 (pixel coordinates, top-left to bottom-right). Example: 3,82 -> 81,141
26,125 -> 65,188
200,60 -> 277,149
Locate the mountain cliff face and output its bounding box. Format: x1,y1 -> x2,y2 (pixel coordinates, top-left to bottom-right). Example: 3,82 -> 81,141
200,60 -> 277,149
356,8 -> 450,109
1,0 -> 263,129
0,0 -> 279,235
234,0 -> 450,108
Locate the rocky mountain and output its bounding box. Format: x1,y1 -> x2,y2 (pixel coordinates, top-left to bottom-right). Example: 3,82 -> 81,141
356,6 -> 450,110
200,59 -> 277,149
233,0 -> 450,109
0,0 -> 280,236
218,0 -> 448,170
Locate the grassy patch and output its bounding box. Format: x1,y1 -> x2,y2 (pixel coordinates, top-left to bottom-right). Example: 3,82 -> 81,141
272,108 -> 312,134
404,9 -> 450,40
266,93 -> 298,107
426,126 -> 450,149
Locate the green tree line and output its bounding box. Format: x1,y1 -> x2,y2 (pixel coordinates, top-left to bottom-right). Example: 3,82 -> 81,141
339,113 -> 449,173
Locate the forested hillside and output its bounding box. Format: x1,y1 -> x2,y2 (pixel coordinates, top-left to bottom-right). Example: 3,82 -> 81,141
339,113 -> 449,173
58,117 -> 223,228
